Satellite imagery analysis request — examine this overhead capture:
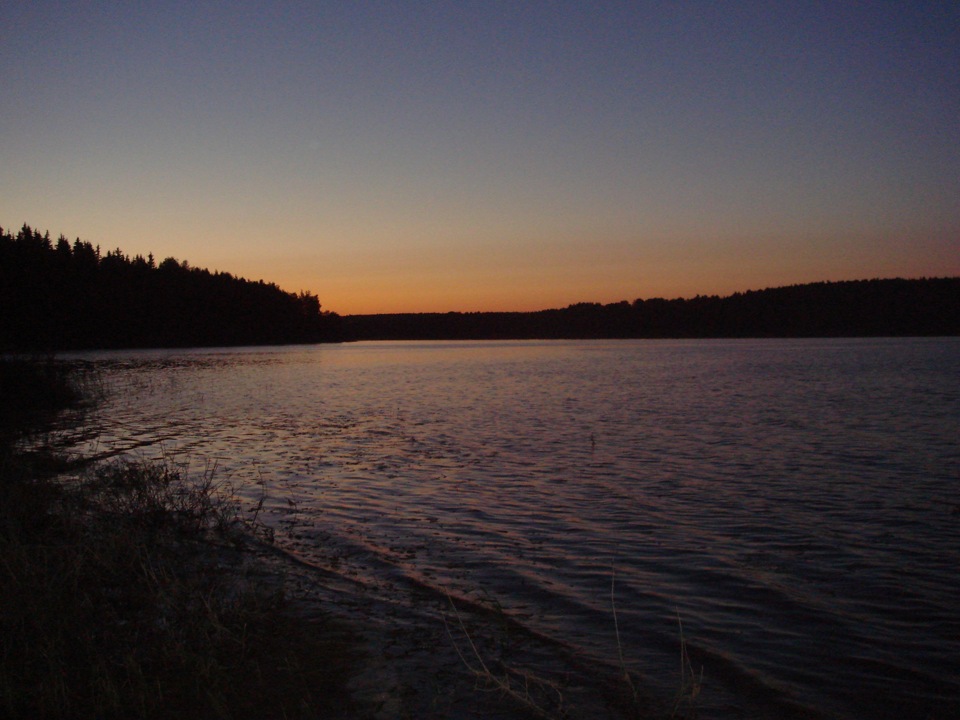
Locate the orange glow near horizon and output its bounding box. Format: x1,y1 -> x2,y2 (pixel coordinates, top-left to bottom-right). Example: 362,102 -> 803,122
3,4 -> 958,316
181,222 -> 959,315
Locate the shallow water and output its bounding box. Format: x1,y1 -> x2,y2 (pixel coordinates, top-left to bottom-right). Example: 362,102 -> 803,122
63,338 -> 959,719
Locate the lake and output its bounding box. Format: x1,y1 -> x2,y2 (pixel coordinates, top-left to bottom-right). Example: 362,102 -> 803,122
61,338 -> 959,719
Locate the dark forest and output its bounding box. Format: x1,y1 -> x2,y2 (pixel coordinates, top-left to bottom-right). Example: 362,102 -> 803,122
1,224 -> 344,351
345,278 -> 960,340
3,224 -> 958,350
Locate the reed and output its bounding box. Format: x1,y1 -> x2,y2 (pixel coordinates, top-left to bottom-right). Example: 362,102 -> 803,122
444,595 -> 566,719
442,575 -> 705,720
670,612 -> 703,719
1,449 -> 356,720
612,570 -> 640,706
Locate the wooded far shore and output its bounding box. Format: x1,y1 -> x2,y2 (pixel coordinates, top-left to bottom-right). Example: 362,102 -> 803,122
345,276 -> 959,340
3,224 -> 957,351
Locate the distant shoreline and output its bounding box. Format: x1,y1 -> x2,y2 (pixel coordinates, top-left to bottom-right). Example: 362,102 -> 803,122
5,225 -> 956,349
342,277 -> 960,341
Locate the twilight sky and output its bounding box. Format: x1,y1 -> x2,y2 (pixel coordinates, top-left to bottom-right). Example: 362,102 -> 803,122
3,2 -> 958,314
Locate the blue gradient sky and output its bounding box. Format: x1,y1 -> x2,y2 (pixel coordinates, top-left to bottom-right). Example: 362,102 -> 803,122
3,2 -> 958,313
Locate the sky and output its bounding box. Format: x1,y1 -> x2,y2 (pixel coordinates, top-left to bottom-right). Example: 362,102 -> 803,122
2,1 -> 958,314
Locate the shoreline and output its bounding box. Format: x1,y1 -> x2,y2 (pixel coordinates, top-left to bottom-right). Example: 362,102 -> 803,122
241,528 -> 661,719
1,357 -> 654,719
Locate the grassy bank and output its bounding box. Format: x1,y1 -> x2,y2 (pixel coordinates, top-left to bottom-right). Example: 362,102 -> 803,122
0,359 -> 357,719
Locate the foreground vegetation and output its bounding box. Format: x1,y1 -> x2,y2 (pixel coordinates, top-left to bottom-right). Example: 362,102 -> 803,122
0,359 -> 356,719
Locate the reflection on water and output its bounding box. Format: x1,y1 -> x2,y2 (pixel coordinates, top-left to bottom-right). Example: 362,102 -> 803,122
63,339 -> 960,719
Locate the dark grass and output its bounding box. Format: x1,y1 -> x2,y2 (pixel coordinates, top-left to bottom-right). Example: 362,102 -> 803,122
0,359 -> 359,719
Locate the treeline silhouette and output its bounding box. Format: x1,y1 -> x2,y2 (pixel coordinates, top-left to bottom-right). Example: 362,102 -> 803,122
1,224 -> 343,351
5,224 -> 957,349
344,278 -> 960,340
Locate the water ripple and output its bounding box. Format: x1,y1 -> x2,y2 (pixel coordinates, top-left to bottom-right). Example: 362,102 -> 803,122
64,339 -> 960,720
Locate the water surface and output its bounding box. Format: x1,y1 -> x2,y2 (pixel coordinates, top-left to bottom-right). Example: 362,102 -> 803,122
64,339 -> 960,719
